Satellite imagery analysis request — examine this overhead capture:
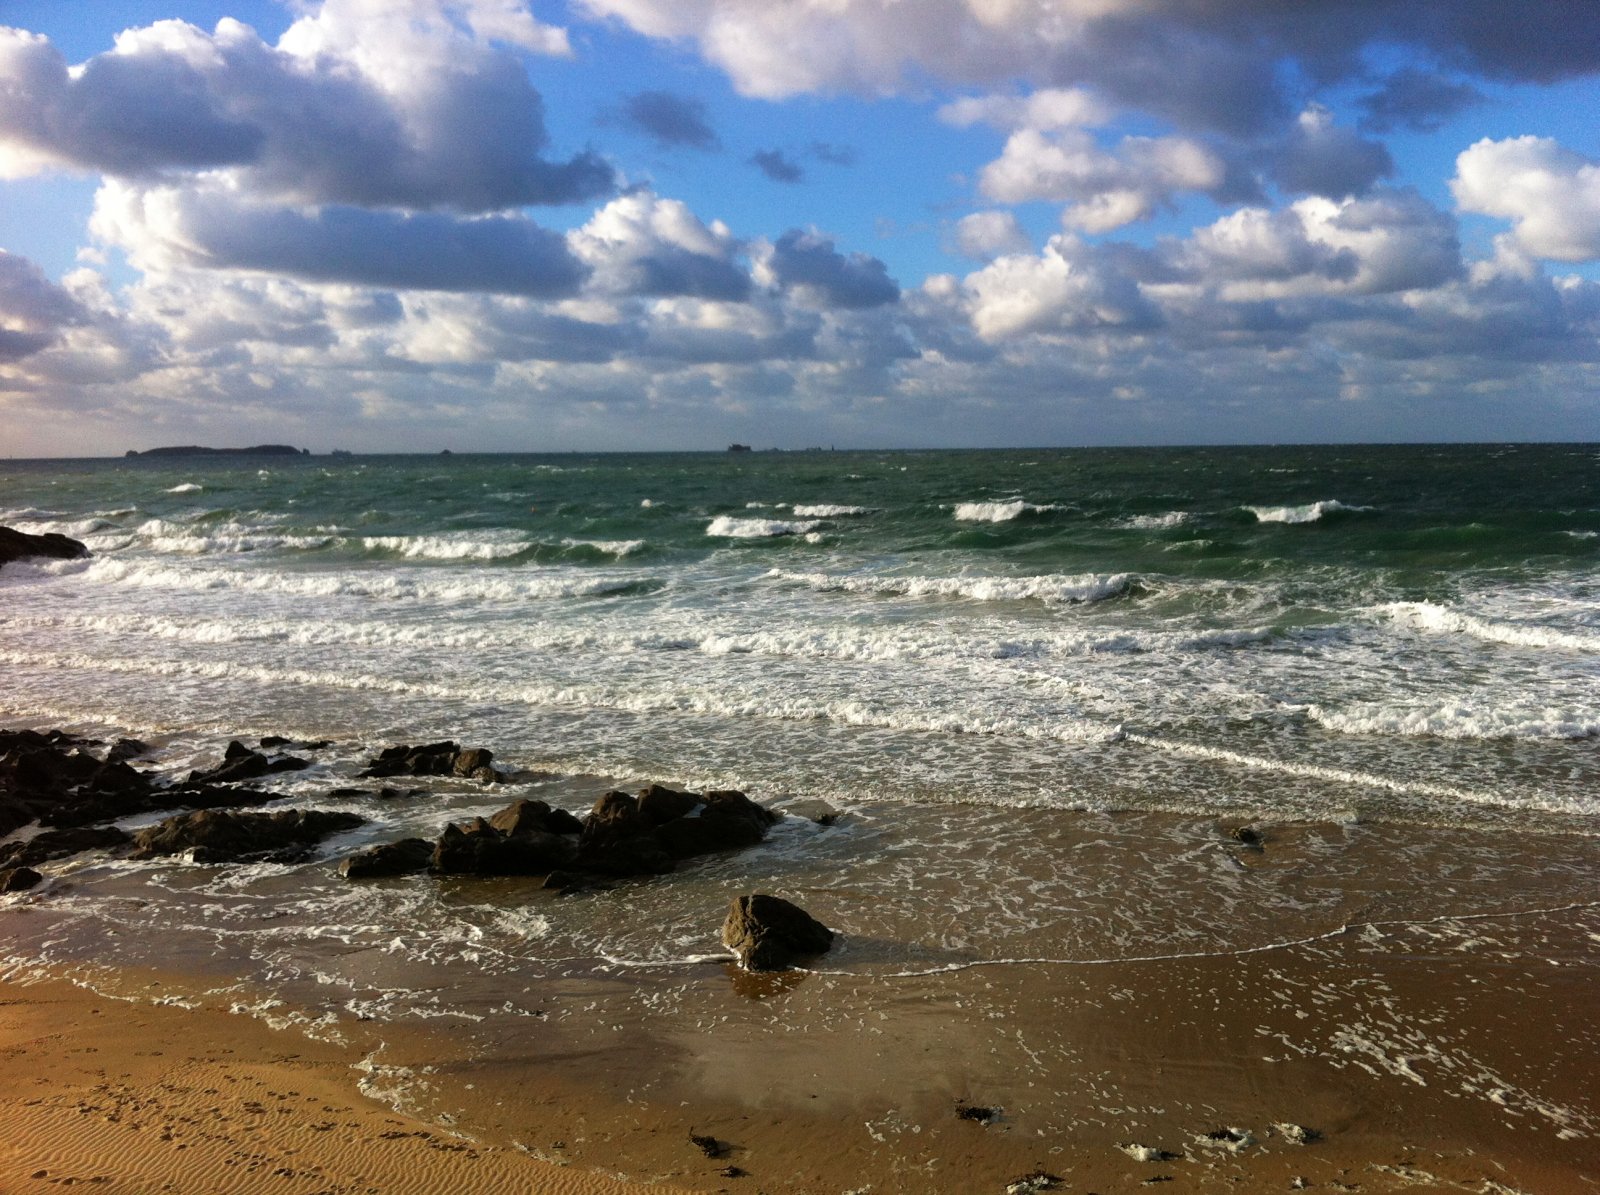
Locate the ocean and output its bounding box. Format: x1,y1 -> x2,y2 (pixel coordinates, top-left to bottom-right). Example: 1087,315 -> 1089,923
3,444 -> 1599,1178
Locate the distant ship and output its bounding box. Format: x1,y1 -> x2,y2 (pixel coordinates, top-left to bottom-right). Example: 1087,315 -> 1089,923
330,449 -> 353,458
727,443 -> 752,453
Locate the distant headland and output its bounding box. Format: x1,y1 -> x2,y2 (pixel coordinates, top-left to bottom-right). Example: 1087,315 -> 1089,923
124,445 -> 309,458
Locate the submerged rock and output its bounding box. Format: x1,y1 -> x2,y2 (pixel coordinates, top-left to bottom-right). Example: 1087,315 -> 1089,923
0,866 -> 43,892
576,785 -> 779,877
0,826 -> 131,869
361,741 -> 502,782
721,893 -> 834,971
0,526 -> 89,570
340,837 -> 434,879
131,808 -> 364,863
186,740 -> 310,786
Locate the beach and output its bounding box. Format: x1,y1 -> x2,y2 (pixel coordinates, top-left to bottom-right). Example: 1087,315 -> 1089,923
3,445 -> 1600,1190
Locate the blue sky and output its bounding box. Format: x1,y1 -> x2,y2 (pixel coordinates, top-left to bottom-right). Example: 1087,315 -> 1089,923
3,0 -> 1600,454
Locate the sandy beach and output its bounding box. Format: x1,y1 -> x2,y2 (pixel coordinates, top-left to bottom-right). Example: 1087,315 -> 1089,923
5,809 -> 1598,1194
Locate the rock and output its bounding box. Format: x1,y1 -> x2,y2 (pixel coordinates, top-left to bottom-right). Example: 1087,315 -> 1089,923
431,815 -> 577,876
259,736 -> 332,750
488,798 -> 581,838
106,738 -> 150,763
636,783 -> 700,825
360,741 -> 459,778
956,1102 -> 1000,1124
688,1132 -> 726,1159
1004,1173 -> 1062,1194
0,826 -> 131,869
1230,824 -> 1265,848
0,526 -> 89,570
340,838 -> 434,879
452,747 -> 494,777
187,742 -> 309,786
130,808 -> 365,863
579,790 -> 649,846
780,798 -> 842,826
575,832 -> 674,877
721,894 -> 834,972
0,866 -> 43,892
655,790 -> 777,860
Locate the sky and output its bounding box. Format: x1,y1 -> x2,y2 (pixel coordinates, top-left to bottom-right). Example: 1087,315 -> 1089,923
2,0 -> 1600,454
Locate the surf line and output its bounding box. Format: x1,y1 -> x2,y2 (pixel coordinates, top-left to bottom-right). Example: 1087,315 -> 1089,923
594,899 -> 1600,978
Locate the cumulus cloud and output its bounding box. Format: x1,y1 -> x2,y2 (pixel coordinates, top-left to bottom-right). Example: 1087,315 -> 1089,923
1453,136 -> 1600,262
0,250 -> 87,362
1268,106 -> 1392,198
938,87 -> 1109,132
570,191 -> 751,300
615,90 -> 720,150
91,181 -> 590,296
954,211 -> 1033,260
761,230 -> 899,308
964,235 -> 1160,340
979,128 -> 1228,232
578,0 -> 1600,136
0,1 -> 610,211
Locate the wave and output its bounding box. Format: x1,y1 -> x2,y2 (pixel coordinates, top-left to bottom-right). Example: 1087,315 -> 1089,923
790,504 -> 871,518
1118,511 -> 1190,530
1245,500 -> 1371,524
43,556 -> 664,604
770,569 -> 1134,605
1306,701 -> 1600,742
166,483 -> 204,494
559,537 -> 646,558
1380,602 -> 1600,653
706,516 -> 821,538
358,533 -> 532,561
952,499 -> 1059,523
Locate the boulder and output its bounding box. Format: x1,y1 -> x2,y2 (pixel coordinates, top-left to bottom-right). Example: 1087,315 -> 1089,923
0,526 -> 90,570
0,826 -> 131,869
186,741 -> 309,786
0,866 -> 43,893
431,815 -> 576,876
579,790 -> 649,846
130,808 -> 365,863
721,894 -> 834,972
636,783 -> 700,825
339,838 -> 434,879
488,798 -> 582,838
360,741 -> 500,781
655,790 -> 778,860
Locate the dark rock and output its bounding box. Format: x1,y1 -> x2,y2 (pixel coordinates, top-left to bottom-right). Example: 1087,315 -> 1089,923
489,798 -> 580,839
259,736 -> 331,750
689,1132 -> 726,1159
0,526 -> 90,570
0,866 -> 43,892
340,838 -> 434,879
130,808 -> 365,863
1230,825 -> 1265,848
956,1102 -> 1000,1124
188,742 -> 311,786
636,783 -> 700,825
1004,1173 -> 1063,1194
579,790 -> 649,847
106,738 -> 150,763
717,1166 -> 747,1179
721,894 -> 834,972
655,790 -> 778,860
0,826 -> 131,868
575,832 -> 673,877
430,814 -> 576,876
542,869 -> 608,894
781,798 -> 842,826
452,747 -> 494,777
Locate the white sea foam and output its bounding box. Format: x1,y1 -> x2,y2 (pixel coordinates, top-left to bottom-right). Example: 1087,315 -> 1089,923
770,568 -> 1134,605
359,533 -> 531,560
706,516 -> 821,538
1381,601 -> 1600,652
1246,499 -> 1370,524
1307,700 -> 1600,742
166,483 -> 203,494
791,504 -> 871,517
561,537 -> 646,557
952,499 -> 1058,523
1118,511 -> 1190,530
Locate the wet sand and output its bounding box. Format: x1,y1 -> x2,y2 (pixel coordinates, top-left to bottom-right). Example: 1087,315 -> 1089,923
4,888 -> 1597,1194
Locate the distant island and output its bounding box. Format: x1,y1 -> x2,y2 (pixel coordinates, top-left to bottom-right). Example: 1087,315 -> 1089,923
125,445 -> 309,458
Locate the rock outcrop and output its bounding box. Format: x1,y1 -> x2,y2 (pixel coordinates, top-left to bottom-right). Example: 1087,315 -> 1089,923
339,837 -> 434,879
0,526 -> 89,570
186,740 -> 311,786
721,893 -> 835,971
131,808 -> 364,863
360,742 -> 502,782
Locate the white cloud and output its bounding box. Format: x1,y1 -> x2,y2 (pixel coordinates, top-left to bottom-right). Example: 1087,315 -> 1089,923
1452,136 -> 1600,262
964,234 -> 1159,340
954,210 -> 1032,260
978,128 -> 1226,231
938,88 -> 1108,131
570,192 -> 751,300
